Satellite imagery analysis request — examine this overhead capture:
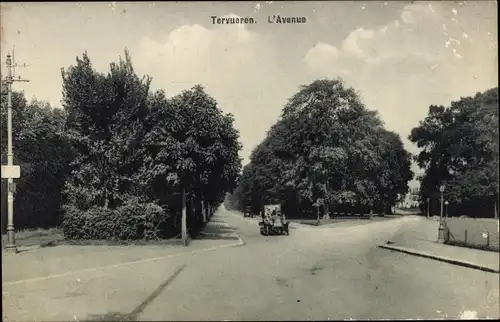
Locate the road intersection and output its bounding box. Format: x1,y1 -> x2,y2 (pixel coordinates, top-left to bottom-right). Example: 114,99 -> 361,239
2,208 -> 499,321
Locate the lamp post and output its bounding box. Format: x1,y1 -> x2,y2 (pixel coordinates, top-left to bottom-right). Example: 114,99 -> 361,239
2,52 -> 29,253
438,185 -> 445,242
5,53 -> 16,253
445,201 -> 449,218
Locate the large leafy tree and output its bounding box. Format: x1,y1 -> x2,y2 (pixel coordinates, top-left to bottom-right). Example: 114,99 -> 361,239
139,85 -> 242,230
1,90 -> 72,230
2,50 -> 242,239
409,87 -> 498,217
370,129 -> 414,214
234,79 -> 413,218
61,50 -> 151,211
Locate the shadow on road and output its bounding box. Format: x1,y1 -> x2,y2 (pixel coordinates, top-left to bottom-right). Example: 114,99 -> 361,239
196,234 -> 240,241
194,223 -> 239,241
208,218 -> 227,223
191,217 -> 241,241
81,265 -> 187,322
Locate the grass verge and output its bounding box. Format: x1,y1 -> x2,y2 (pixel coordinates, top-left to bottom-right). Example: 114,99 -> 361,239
2,227 -> 186,248
444,218 -> 499,253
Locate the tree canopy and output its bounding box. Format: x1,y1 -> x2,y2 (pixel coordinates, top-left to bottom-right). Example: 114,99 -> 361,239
1,90 -> 72,230
2,49 -> 242,239
409,87 -> 499,217
60,50 -> 242,239
232,79 -> 413,218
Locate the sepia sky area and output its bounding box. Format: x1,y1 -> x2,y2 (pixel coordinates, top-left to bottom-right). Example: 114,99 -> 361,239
1,1 -> 498,188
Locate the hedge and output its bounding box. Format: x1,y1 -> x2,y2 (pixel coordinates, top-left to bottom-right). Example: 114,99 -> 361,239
61,200 -> 171,240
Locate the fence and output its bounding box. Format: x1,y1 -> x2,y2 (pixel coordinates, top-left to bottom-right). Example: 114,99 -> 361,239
444,217 -> 500,252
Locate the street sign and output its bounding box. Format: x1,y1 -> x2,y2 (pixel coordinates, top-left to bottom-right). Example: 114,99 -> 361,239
1,165 -> 21,179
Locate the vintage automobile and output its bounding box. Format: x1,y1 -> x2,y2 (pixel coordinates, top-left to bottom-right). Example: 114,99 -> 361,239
259,204 -> 289,236
243,206 -> 254,218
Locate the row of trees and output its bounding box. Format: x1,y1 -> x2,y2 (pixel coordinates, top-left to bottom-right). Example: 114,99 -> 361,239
226,79 -> 414,219
0,93 -> 72,230
409,87 -> 498,218
1,50 -> 242,239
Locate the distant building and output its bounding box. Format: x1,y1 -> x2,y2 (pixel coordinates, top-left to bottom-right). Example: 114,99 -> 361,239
396,187 -> 420,208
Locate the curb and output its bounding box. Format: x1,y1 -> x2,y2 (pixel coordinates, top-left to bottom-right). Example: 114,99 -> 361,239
222,214 -> 247,248
289,216 -> 414,231
208,212 -> 246,248
232,233 -> 246,248
378,244 -> 500,274
3,236 -> 247,286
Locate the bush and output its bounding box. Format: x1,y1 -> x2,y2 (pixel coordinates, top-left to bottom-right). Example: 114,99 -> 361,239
62,200 -> 169,240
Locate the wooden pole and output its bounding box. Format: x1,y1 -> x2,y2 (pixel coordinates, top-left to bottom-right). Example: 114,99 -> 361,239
426,197 -> 430,219
181,188 -> 188,246
202,199 -> 206,223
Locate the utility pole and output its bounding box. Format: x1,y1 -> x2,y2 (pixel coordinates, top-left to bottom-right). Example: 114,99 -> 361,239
426,197 -> 430,219
1,51 -> 30,253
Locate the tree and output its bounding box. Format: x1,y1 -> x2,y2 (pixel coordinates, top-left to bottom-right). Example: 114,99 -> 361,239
61,50 -> 151,211
139,85 -> 242,237
371,129 -> 414,214
1,90 -> 73,230
409,87 -> 498,217
235,78 -> 413,218
61,50 -> 242,240
60,50 -> 177,240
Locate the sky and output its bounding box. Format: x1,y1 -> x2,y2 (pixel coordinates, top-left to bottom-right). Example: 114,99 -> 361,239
1,1 -> 498,188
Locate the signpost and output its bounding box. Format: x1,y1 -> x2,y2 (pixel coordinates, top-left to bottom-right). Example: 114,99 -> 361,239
1,165 -> 21,179
1,52 -> 29,253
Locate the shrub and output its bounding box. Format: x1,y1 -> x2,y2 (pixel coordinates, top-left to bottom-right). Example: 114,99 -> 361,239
115,201 -> 167,240
62,200 -> 169,240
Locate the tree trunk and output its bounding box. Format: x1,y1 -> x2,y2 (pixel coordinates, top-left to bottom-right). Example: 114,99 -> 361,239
324,205 -> 330,220
202,199 -> 206,223
386,204 -> 393,215
192,197 -> 196,222
181,188 -> 188,246
426,197 -> 430,219
103,189 -> 109,209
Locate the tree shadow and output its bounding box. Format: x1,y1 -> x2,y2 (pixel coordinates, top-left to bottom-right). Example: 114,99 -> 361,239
207,219 -> 227,224
81,265 -> 187,321
201,226 -> 236,234
192,221 -> 239,241
194,228 -> 239,241
195,234 -> 240,241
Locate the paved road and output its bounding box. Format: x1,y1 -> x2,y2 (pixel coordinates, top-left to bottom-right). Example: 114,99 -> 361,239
2,208 -> 499,321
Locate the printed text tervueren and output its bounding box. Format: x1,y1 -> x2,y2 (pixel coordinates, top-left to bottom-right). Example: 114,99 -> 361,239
211,16 -> 256,24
